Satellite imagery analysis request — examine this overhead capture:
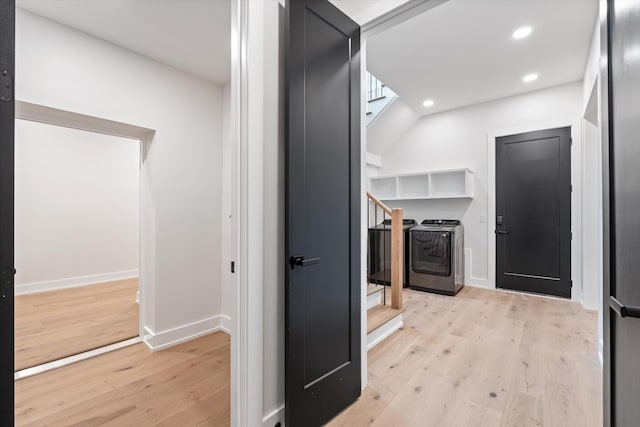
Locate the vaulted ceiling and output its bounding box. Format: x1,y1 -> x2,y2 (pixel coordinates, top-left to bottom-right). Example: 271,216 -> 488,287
366,0 -> 598,115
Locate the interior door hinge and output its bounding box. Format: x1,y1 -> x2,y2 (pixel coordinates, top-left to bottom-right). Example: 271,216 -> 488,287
0,70 -> 13,102
570,231 -> 573,240
230,261 -> 235,274
570,185 -> 573,192
570,280 -> 573,288
570,137 -> 573,146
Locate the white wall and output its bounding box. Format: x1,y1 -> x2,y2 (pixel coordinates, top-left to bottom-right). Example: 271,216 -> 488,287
367,97 -> 419,156
378,82 -> 583,287
16,9 -> 225,345
14,120 -> 139,293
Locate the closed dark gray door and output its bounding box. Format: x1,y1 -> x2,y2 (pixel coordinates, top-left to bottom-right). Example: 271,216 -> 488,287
496,127 -> 572,298
0,1 -> 14,424
285,0 -> 361,425
604,1 -> 640,425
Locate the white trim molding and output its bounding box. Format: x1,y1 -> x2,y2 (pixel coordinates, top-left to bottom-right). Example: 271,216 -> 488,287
361,0 -> 447,38
487,117 -> 583,302
367,314 -> 403,351
262,405 -> 285,427
14,101 -> 155,342
15,337 -> 142,381
231,0 -> 267,425
14,269 -> 138,296
143,315 -> 230,351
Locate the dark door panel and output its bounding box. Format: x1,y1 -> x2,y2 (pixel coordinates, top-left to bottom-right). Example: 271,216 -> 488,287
496,127 -> 571,298
285,0 -> 361,425
605,1 -> 640,425
0,0 -> 15,424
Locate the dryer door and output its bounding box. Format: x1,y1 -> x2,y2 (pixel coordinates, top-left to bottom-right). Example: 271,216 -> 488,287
411,230 -> 451,277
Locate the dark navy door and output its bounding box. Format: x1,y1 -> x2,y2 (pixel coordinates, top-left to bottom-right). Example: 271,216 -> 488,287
285,0 -> 361,425
0,1 -> 15,424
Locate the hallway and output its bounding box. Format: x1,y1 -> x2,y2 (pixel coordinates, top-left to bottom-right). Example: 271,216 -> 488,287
330,287 -> 602,426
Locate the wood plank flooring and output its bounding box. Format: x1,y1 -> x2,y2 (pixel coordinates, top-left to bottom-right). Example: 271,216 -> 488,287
14,286 -> 600,426
329,287 -> 602,427
15,278 -> 139,371
15,331 -> 230,427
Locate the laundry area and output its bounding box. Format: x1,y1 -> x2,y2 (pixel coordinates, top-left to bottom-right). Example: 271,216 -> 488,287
358,0 -> 601,310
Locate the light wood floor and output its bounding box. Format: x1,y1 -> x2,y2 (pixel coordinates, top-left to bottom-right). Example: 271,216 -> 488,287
14,287 -> 601,427
15,278 -> 139,371
329,286 -> 602,427
15,331 -> 231,427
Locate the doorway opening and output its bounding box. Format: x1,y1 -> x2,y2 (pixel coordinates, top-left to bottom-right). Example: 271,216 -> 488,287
6,0 -> 239,425
14,114 -> 142,377
324,0 -> 605,425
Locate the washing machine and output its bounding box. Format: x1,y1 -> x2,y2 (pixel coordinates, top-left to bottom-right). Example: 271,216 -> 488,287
408,219 -> 464,295
368,219 -> 417,287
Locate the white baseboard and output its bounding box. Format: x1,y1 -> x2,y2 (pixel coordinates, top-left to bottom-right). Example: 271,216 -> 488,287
263,405 -> 285,427
466,278 -> 490,289
367,288 -> 382,309
15,269 -> 139,296
367,313 -> 403,351
143,314 -> 230,351
219,314 -> 232,335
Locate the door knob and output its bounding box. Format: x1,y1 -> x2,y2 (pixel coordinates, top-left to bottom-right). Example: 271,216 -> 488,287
289,255 -> 320,269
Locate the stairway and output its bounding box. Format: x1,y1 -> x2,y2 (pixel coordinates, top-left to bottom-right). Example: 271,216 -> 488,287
366,285 -> 404,350
366,72 -> 397,127
366,192 -> 405,350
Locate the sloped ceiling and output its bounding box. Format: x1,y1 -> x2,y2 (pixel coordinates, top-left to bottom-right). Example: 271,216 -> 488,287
367,0 -> 598,116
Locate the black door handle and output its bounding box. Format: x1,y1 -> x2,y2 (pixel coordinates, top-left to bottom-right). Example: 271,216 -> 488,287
495,230 -> 509,235
609,296 -> 640,318
289,255 -> 320,269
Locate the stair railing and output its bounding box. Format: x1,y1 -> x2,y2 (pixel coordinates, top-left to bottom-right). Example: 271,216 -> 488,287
366,192 -> 403,310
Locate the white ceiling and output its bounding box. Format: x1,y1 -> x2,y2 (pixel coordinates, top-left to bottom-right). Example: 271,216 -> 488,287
367,0 -> 598,116
17,0 -> 231,85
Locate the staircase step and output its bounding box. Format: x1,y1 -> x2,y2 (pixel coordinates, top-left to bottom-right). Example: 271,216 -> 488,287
367,305 -> 405,334
367,284 -> 383,296
367,287 -> 382,310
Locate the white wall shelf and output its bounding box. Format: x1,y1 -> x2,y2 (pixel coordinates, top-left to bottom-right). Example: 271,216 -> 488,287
370,168 -> 474,201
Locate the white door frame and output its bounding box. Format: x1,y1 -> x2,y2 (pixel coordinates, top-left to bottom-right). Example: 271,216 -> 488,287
13,101 -> 152,379
487,117 -> 583,302
231,0 -> 265,425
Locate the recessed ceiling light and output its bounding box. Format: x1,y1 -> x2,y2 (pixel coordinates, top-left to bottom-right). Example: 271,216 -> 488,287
422,99 -> 435,107
513,26 -> 532,39
522,73 -> 538,83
